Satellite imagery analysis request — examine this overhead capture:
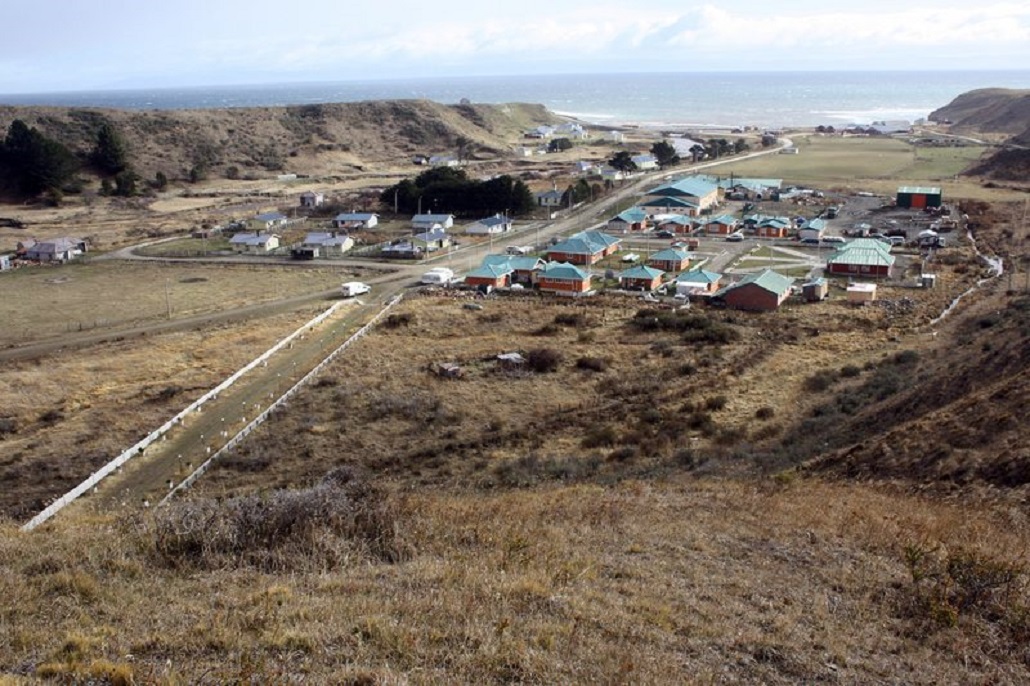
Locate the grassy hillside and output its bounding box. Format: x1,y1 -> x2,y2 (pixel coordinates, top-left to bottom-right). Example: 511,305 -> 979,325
929,88 -> 1030,136
0,101 -> 560,183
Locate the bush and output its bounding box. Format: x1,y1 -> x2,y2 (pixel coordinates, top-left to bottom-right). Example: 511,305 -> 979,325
384,312 -> 414,329
840,364 -> 862,378
492,453 -> 602,487
527,348 -> 563,373
630,309 -> 739,344
582,425 -> 619,448
893,349 -> 920,365
554,312 -> 589,327
146,469 -> 401,570
706,395 -> 728,411
755,406 -> 775,420
576,356 -> 608,372
804,369 -> 839,392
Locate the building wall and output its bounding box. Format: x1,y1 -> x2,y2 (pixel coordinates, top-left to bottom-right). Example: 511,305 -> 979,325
546,251 -> 595,265
620,277 -> 661,291
466,275 -> 508,288
724,284 -> 783,312
755,226 -> 788,239
539,277 -> 590,293
828,263 -> 891,278
649,259 -> 686,272
706,223 -> 733,235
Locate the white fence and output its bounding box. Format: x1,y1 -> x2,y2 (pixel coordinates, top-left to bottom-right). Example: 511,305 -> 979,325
21,299 -> 350,531
160,295 -> 402,505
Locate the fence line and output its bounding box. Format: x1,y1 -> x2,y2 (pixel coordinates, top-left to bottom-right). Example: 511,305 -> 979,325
160,295 -> 402,506
21,299 -> 350,531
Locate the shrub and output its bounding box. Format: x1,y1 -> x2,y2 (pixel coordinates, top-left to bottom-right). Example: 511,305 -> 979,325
804,369 -> 839,392
384,312 -> 414,329
492,454 -> 602,487
582,425 -> 619,448
527,348 -> 563,373
706,395 -> 728,411
576,356 -> 608,372
554,312 -> 589,327
0,417 -> 17,436
893,349 -> 920,365
678,361 -> 698,376
146,468 -> 401,570
755,406 -> 775,420
840,364 -> 861,378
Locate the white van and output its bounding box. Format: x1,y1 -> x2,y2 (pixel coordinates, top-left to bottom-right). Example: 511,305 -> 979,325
341,282 -> 371,297
421,267 -> 455,285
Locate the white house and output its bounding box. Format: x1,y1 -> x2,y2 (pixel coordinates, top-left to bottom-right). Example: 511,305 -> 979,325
514,146 -> 536,158
600,167 -> 626,182
24,237 -> 86,262
607,131 -> 626,143
248,212 -> 288,232
526,125 -> 555,139
333,212 -> 378,230
575,161 -> 595,174
555,122 -> 589,140
412,227 -> 451,252
536,188 -> 564,208
429,155 -> 459,167
230,233 -> 280,254
465,214 -> 513,235
631,154 -> 659,170
412,214 -> 454,231
302,231 -> 354,256
299,191 -> 325,208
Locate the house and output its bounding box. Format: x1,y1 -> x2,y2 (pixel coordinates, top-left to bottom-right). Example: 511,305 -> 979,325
631,154 -> 659,171
826,239 -> 895,278
24,237 -> 86,262
647,248 -> 692,273
704,215 -> 740,236
619,265 -> 664,291
600,167 -> 626,182
655,214 -> 701,235
607,207 -> 650,233
464,263 -> 513,289
575,161 -> 594,174
333,213 -> 378,230
412,227 -> 451,252
643,177 -> 720,212
381,241 -> 422,259
607,130 -> 626,143
536,188 -> 564,208
753,216 -> 793,239
714,269 -> 793,312
429,155 -> 459,167
896,186 -> 942,210
465,214 -> 513,235
412,214 -> 454,231
638,196 -> 700,217
797,218 -> 827,242
802,277 -> 830,302
481,254 -> 546,284
675,269 -> 723,295
299,191 -> 324,208
514,146 -> 536,158
526,125 -> 556,139
229,232 -> 280,254
537,261 -> 592,295
302,231 -> 354,256
547,230 -> 621,265
0,254 -> 12,271
871,120 -> 911,134
556,122 -> 588,139
847,282 -> 877,304
248,212 -> 288,232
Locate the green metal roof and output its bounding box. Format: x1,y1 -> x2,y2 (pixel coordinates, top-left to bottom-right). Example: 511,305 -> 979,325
640,196 -> 699,209
840,238 -> 892,255
676,269 -> 721,284
827,248 -> 895,268
649,248 -> 690,262
612,208 -> 649,223
540,261 -> 588,280
897,186 -> 941,195
620,265 -> 664,280
645,177 -> 718,199
466,263 -> 513,279
715,269 -> 793,298
706,214 -> 738,225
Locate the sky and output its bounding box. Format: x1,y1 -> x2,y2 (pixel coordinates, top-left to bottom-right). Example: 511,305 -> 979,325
2,0 -> 1029,93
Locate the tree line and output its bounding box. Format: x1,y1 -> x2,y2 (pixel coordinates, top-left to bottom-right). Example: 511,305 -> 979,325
380,167 -> 536,217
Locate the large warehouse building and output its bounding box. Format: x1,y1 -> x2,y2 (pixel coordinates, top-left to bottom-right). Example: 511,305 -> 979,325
896,186 -> 942,209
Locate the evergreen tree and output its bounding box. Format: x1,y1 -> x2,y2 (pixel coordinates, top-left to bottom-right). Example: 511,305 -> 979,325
91,122 -> 128,174
650,140 -> 680,168
1,119 -> 78,197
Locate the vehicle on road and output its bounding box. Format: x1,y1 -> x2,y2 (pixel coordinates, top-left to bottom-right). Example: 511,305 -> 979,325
621,253 -> 640,263
821,236 -> 847,244
421,267 -> 455,285
655,230 -> 675,238
341,282 -> 371,297
800,238 -> 821,246
726,231 -> 745,242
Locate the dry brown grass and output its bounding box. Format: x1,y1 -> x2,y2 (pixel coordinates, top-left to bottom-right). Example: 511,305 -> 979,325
2,476 -> 1029,683
0,261 -> 359,346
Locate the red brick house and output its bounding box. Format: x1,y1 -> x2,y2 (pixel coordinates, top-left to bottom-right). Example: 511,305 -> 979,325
619,265 -> 664,291
714,269 -> 793,312
546,230 -> 621,265
537,262 -> 592,295
647,248 -> 692,272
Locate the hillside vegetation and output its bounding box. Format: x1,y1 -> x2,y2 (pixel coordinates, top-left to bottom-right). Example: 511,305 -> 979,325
929,88 -> 1030,136
0,100 -> 559,185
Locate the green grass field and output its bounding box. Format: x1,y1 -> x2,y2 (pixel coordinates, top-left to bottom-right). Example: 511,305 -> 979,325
712,135 -> 1010,200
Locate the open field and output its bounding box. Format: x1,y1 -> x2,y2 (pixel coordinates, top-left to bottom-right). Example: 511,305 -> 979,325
0,261 -> 364,346
711,135 -> 1015,201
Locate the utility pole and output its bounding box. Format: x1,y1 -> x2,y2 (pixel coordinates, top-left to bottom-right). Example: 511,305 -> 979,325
164,279 -> 172,319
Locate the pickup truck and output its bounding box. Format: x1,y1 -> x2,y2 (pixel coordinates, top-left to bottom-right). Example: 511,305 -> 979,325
340,282 -> 371,297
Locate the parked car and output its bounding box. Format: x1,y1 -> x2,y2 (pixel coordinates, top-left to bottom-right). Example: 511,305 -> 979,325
888,236 -> 906,246
655,230 -> 675,238
800,238 -> 820,245
821,235 -> 847,244
726,231 -> 745,242
621,253 -> 640,263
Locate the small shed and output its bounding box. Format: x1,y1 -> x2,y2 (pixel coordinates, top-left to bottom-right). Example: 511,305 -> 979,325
847,282 -> 877,304
802,277 -> 829,302
896,186 -> 942,210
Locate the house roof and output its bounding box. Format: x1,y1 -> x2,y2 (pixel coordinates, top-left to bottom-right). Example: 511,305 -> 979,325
466,263 -> 514,280
474,215 -> 511,227
540,261 -> 589,280
632,154 -> 658,164
645,177 -> 718,200
897,186 -> 941,195
304,232 -> 352,247
536,189 -> 564,200
705,214 -> 738,226
828,247 -> 896,268
649,248 -> 691,263
715,269 -> 793,298
549,230 -> 620,256
230,233 -> 276,246
334,212 -> 377,221
801,218 -> 827,230
412,213 -> 454,222
640,196 -> 699,209
656,214 -> 696,226
620,265 -> 664,281
482,254 -> 544,271
676,269 -> 722,284
414,228 -> 450,243
611,207 -> 649,223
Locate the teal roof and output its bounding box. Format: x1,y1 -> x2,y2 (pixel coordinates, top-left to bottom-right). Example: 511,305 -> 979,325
694,174 -> 782,191
580,230 -> 621,248
550,230 -> 621,255
715,269 -> 793,298
612,207 -> 649,223
540,261 -> 588,280
482,254 -> 543,271
466,263 -> 513,279
649,248 -> 690,262
620,265 -> 664,280
802,218 -> 827,230
640,196 -> 699,209
706,214 -> 738,225
656,214 -> 694,225
645,177 -> 718,199
757,217 -> 791,229
845,238 -> 892,255
676,269 -> 721,284
828,248 -> 895,268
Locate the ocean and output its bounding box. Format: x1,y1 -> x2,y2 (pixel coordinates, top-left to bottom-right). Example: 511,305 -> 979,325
2,71 -> 1029,130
